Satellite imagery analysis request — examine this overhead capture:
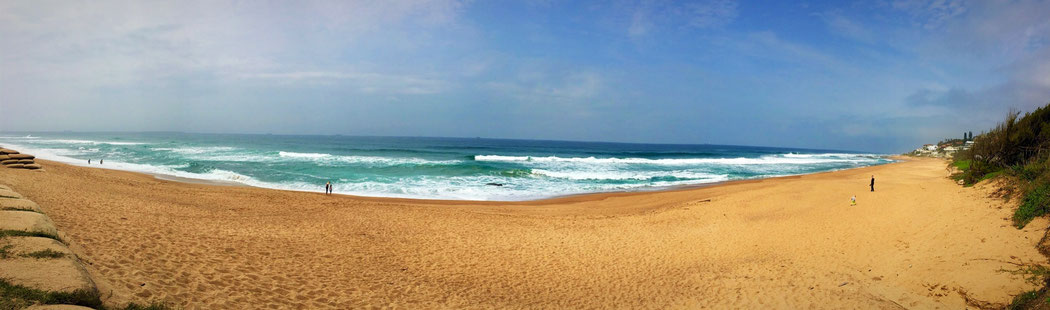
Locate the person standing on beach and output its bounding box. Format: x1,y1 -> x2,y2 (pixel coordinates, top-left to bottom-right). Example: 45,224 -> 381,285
87,159 -> 91,164
870,175 -> 875,192
325,181 -> 331,195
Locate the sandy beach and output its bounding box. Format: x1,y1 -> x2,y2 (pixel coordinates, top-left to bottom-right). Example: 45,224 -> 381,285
0,157 -> 1045,309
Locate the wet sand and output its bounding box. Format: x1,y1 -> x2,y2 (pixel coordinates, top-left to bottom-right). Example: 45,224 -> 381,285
0,157 -> 1045,309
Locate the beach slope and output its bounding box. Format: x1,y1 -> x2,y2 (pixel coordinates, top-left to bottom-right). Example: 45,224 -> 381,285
0,158 -> 1044,309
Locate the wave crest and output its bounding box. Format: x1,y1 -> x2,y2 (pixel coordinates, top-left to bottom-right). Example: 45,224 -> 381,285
474,154 -> 880,165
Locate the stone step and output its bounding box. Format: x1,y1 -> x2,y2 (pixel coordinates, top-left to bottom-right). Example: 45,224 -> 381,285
8,153 -> 35,160
0,198 -> 43,213
0,188 -> 23,199
0,258 -> 98,296
1,236 -> 73,258
0,210 -> 60,239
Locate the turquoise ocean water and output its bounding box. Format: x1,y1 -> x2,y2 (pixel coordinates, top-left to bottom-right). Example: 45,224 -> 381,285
0,132 -> 892,201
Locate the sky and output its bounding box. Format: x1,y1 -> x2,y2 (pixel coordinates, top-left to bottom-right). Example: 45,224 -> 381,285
1,0 -> 1049,153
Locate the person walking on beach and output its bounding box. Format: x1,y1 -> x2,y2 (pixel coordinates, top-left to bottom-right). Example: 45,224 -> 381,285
99,159 -> 103,165
325,181 -> 332,195
870,175 -> 875,192
87,159 -> 91,164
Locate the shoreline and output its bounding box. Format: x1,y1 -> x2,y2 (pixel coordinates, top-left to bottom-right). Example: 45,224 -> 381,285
19,155 -> 899,204
2,155 -> 1041,309
0,140 -> 894,203
55,158 -> 895,206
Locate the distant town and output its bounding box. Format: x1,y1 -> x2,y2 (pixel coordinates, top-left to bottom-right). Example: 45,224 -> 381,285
909,131 -> 975,158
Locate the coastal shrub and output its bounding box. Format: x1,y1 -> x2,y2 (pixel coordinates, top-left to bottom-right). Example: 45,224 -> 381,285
981,170 -> 1006,183
957,102 -> 1050,309
1014,182 -> 1050,228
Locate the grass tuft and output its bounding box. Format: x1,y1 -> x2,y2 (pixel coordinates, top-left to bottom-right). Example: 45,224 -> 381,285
981,170 -> 1005,183
118,302 -> 174,310
1010,290 -> 1042,310
0,278 -> 102,308
0,230 -> 60,241
1014,183 -> 1050,228
21,249 -> 65,259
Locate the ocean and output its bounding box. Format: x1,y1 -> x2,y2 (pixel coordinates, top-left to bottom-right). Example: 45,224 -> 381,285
0,132 -> 892,201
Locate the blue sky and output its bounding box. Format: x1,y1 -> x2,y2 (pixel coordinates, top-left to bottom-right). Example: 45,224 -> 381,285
1,0 -> 1048,153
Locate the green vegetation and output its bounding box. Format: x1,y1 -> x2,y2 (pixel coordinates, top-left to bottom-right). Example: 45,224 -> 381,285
119,302 -> 174,310
0,230 -> 59,241
0,244 -> 66,260
0,278 -> 173,310
1001,265 -> 1050,309
21,249 -> 65,259
0,279 -> 102,309
951,104 -> 1050,228
1015,183 -> 1050,228
1010,290 -> 1042,310
954,103 -> 1050,309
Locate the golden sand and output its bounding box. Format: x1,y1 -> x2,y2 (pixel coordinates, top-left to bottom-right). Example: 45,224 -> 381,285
0,157 -> 1044,309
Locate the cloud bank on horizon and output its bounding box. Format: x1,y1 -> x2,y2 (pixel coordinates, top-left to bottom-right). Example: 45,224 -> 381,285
1,0 -> 1048,153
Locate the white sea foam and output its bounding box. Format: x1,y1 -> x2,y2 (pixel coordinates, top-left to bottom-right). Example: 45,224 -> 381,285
1,142 -> 262,185
19,138 -> 146,146
153,146 -> 238,154
474,154 -> 878,165
0,137 -> 892,201
278,151 -> 462,166
782,153 -> 879,159
324,175 -> 728,201
278,151 -> 330,158
531,169 -> 728,181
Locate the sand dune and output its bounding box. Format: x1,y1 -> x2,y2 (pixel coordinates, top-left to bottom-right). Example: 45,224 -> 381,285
0,157 -> 1044,309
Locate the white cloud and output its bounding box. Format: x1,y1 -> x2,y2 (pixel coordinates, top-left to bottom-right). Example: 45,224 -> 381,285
237,71 -> 451,94
681,0 -> 737,28
623,0 -> 737,38
891,0 -> 967,29
628,10 -> 652,39
0,0 -> 467,90
821,11 -> 874,43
